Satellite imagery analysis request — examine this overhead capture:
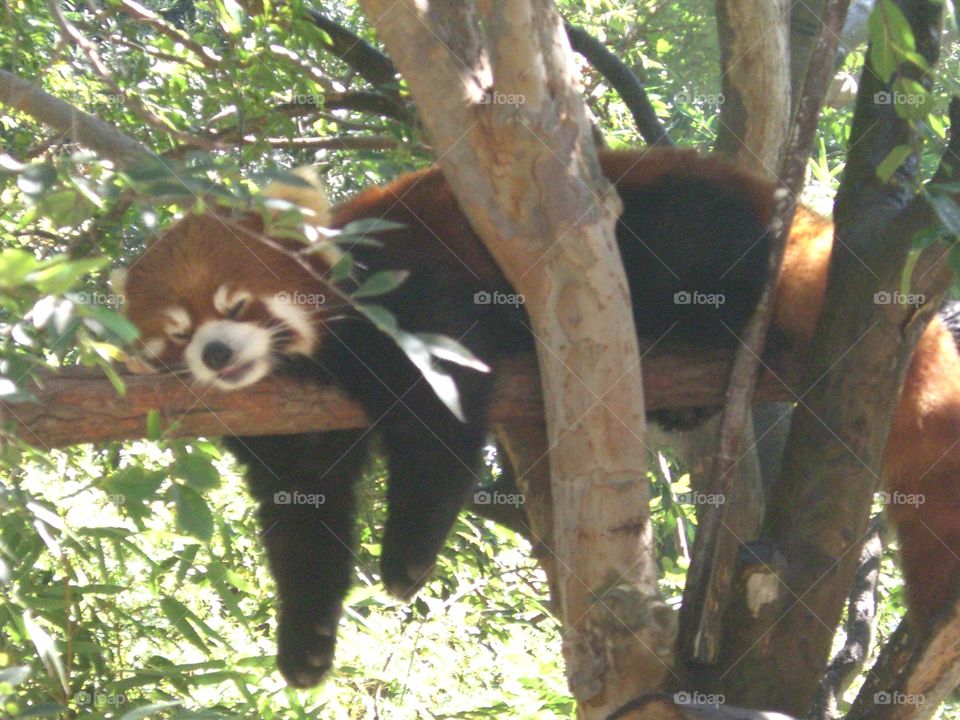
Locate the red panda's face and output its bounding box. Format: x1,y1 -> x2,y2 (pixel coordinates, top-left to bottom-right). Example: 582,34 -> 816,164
119,212 -> 332,390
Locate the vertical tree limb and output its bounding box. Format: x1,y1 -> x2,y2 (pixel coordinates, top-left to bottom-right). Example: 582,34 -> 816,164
679,0 -> 851,673
714,0 -> 792,173
353,2 -> 675,717
717,1 -> 949,712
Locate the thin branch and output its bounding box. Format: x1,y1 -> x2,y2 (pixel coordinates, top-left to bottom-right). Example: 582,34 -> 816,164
253,135 -> 399,150
45,0 -> 223,151
563,22 -> 671,147
322,90 -> 409,120
165,134 -> 401,159
305,9 -> 398,88
113,0 -> 222,68
678,0 -> 852,668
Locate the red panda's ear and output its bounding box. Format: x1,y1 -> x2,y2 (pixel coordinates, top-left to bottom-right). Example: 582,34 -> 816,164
262,167 -> 331,228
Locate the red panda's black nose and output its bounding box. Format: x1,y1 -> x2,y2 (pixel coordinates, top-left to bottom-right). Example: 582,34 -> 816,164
202,341 -> 234,371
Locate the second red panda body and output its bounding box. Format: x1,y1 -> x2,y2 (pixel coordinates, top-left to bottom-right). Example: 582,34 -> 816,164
120,148 -> 960,686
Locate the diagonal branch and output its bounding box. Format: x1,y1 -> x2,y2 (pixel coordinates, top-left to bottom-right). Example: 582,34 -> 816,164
306,9 -> 399,88
0,69 -> 156,167
563,22 -> 671,147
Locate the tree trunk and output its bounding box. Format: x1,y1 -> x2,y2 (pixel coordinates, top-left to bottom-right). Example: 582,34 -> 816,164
714,0 -> 791,172
353,2 -> 675,715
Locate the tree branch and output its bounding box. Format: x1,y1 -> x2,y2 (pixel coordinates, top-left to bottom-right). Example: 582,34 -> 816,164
305,9 -> 399,88
2,352 -> 801,450
812,517 -> 885,720
714,0 -> 792,172
113,0 -> 222,68
717,1 -> 949,712
563,22 -> 670,147
847,581 -> 960,720
0,69 -> 156,167
679,0 -> 850,672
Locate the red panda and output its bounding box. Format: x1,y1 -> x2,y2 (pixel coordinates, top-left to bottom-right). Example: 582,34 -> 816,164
118,148 -> 960,687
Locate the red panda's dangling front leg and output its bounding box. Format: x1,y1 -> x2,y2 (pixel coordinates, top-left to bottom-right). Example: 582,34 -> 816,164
375,371 -> 493,599
378,413 -> 487,599
225,431 -> 371,688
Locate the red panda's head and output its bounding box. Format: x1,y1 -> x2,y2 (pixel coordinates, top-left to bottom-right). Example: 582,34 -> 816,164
117,183 -> 335,390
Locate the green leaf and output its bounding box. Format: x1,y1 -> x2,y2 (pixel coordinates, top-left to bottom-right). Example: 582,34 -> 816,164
40,188 -> 95,226
0,249 -> 41,285
392,329 -> 466,421
103,466 -> 165,503
171,484 -> 214,542
17,163 -> 57,197
329,253 -> 354,282
146,409 -> 164,440
28,257 -> 110,295
78,304 -> 140,344
94,355 -> 127,395
214,0 -> 243,35
0,376 -> 36,403
891,78 -> 932,121
160,596 -> 208,651
0,665 -> 30,687
23,613 -> 68,693
0,153 -> 27,173
172,453 -> 221,491
352,270 -> 409,299
868,0 -> 908,80
417,332 -> 490,372
876,144 -> 912,183
357,304 -> 399,334
339,218 -> 406,236
119,702 -> 184,720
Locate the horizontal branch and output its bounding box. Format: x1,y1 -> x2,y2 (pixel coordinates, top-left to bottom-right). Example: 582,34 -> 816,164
2,352 -> 800,449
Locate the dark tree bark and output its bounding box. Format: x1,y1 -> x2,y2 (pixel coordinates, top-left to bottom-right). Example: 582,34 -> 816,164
715,1 -> 950,713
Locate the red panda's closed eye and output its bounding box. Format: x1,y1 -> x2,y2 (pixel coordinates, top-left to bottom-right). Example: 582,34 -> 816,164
214,285 -> 253,320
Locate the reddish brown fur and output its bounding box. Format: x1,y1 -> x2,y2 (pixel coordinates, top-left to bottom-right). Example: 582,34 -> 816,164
333,152 -> 960,620
124,213 -> 331,365
129,148 -> 960,627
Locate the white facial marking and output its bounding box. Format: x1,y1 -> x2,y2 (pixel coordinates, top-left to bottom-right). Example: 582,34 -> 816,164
162,307 -> 191,337
183,319 -> 273,390
213,285 -> 253,317
263,293 -> 317,355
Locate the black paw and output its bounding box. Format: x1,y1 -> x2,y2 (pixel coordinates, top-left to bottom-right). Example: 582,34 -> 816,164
381,554 -> 436,600
276,615 -> 337,688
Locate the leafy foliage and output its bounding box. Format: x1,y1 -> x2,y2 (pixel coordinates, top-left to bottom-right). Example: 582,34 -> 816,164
2,0 -> 960,717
